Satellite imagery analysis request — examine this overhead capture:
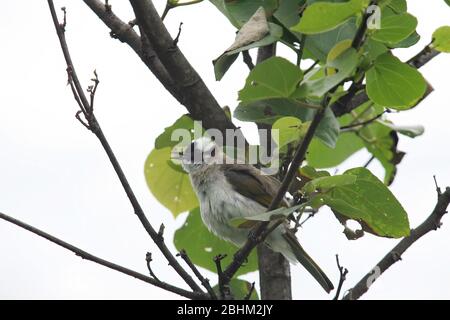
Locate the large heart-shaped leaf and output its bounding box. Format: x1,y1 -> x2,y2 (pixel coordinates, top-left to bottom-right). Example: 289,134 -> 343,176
155,115 -> 195,149
238,57 -> 303,102
366,53 -> 427,109
317,167 -> 410,238
291,0 -> 367,34
371,13 -> 417,45
174,208 -> 258,276
144,148 -> 198,216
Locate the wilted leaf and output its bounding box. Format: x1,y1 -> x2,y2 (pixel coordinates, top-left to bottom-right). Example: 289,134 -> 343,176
214,23 -> 283,81
226,7 -> 269,52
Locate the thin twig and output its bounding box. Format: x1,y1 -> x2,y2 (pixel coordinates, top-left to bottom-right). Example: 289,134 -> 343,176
333,255 -> 348,300
303,60 -> 319,75
340,111 -> 386,130
214,254 -> 232,300
178,250 -> 217,299
47,0 -> 202,293
363,155 -> 375,168
146,252 -> 160,282
0,211 -> 205,300
244,282 -> 256,300
343,186 -> 450,300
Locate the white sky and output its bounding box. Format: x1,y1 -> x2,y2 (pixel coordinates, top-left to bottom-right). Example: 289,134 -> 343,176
0,1 -> 449,300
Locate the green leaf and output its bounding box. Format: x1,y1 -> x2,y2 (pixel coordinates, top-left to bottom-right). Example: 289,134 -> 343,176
388,31 -> 420,49
388,0 -> 407,13
359,122 -> 405,185
319,167 -> 410,238
371,13 -> 417,45
234,99 -> 340,147
214,23 -> 283,81
238,57 -> 303,102
213,279 -> 259,300
295,48 -> 359,98
144,148 -> 198,216
291,0 -> 367,34
272,116 -> 308,149
304,174 -> 357,194
274,0 -> 305,29
366,53 -> 427,109
209,0 -> 279,28
432,26 -> 450,53
174,208 -> 258,276
307,133 -> 365,168
155,115 -> 195,149
445,0 -> 450,7
304,19 -> 357,62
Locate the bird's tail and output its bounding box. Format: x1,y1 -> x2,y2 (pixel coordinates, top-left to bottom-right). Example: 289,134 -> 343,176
281,231 -> 334,293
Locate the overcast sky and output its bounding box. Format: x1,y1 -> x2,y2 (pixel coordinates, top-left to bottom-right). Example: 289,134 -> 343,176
0,1 -> 449,299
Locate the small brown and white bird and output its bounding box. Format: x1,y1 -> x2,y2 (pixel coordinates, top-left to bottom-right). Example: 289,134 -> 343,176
179,137 -> 333,293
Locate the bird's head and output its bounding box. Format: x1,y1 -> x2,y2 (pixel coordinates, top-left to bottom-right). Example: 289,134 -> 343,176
176,136 -> 220,173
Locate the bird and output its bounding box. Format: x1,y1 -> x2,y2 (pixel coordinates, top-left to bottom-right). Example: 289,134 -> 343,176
177,136 -> 334,293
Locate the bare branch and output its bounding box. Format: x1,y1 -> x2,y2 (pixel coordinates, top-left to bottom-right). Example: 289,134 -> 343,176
145,252 -> 160,282
178,250 -> 217,299
214,254 -> 232,300
343,186 -> 450,300
244,282 -> 256,300
333,255 -> 348,300
47,0 -> 202,293
0,212 -> 205,300
82,0 -> 182,102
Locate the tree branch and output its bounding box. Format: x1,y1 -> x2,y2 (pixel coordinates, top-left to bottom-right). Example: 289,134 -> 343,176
47,0 -> 202,293
333,255 -> 348,300
82,0 -> 182,102
0,212 -> 206,300
178,249 -> 217,299
343,187 -> 450,300
128,0 -> 245,143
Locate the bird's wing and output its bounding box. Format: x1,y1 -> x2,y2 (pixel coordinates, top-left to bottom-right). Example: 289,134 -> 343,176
223,165 -> 287,209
